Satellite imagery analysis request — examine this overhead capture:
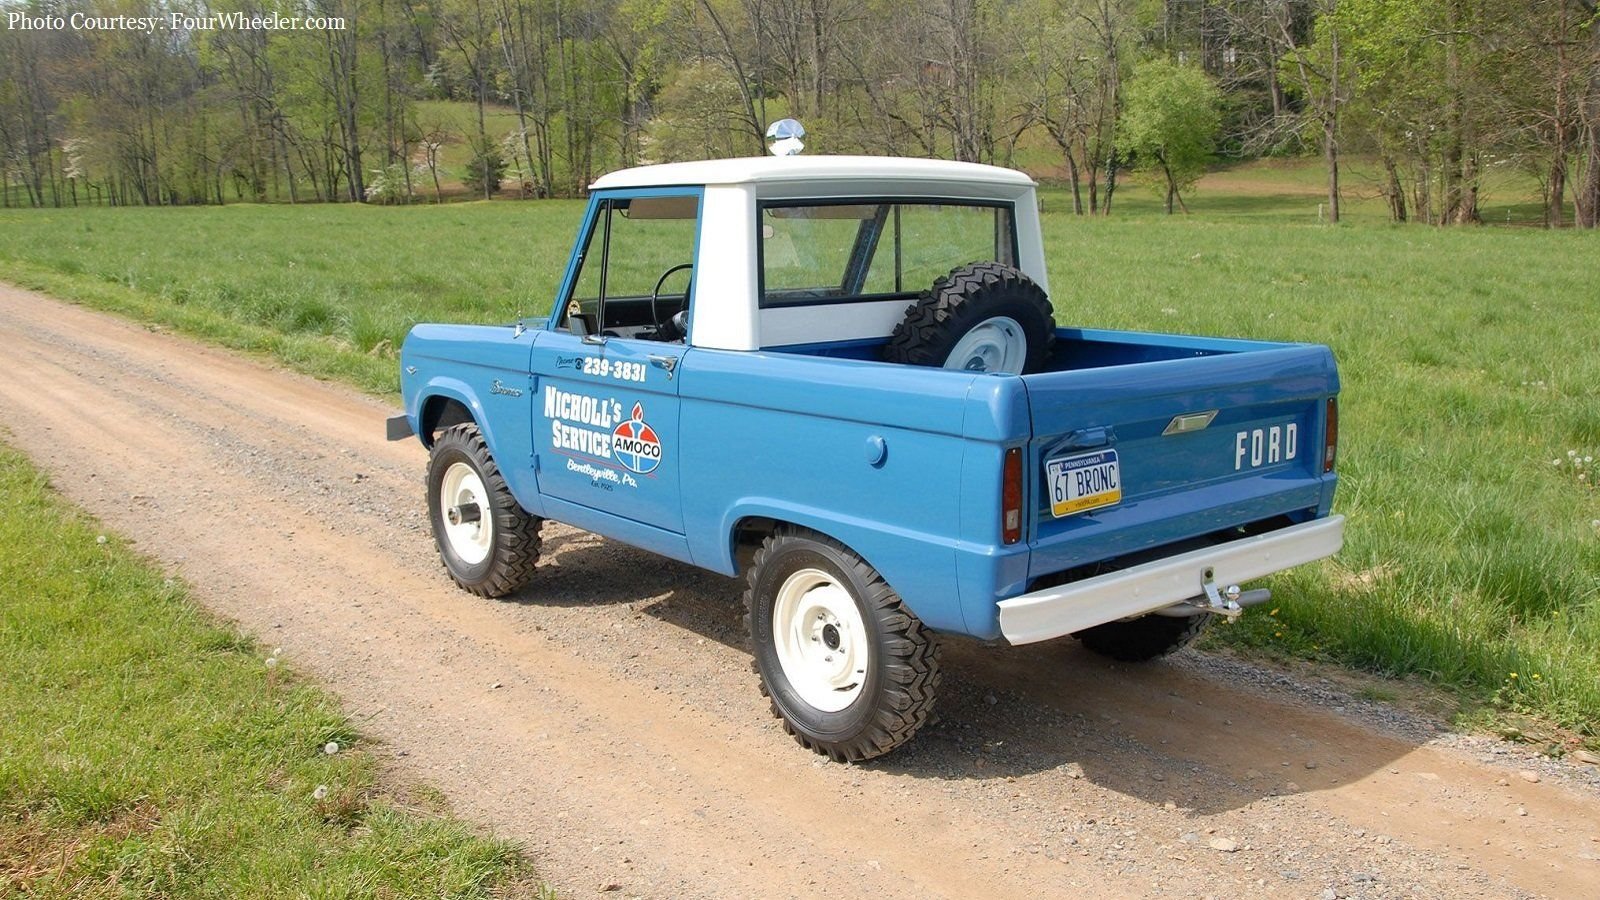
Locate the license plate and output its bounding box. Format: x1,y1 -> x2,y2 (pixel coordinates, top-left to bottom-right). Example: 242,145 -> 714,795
1046,449 -> 1122,518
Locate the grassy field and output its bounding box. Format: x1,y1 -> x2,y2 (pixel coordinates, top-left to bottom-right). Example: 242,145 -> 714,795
0,443 -> 538,896
0,161 -> 1596,745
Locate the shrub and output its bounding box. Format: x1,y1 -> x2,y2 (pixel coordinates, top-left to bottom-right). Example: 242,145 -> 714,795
461,141 -> 506,199
364,165 -> 413,205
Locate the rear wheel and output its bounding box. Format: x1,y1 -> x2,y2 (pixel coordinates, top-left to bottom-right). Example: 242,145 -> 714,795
427,423 -> 542,597
744,527 -> 940,762
1075,613 -> 1211,662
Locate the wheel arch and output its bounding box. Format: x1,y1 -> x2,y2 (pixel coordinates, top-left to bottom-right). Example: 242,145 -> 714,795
721,504 -> 966,634
419,394 -> 478,448
413,379 -> 488,448
413,384 -> 518,503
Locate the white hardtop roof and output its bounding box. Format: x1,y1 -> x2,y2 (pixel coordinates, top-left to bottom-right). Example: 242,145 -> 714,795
590,155 -> 1036,191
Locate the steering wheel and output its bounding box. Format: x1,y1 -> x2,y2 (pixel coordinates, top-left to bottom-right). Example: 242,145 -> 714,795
651,263 -> 694,340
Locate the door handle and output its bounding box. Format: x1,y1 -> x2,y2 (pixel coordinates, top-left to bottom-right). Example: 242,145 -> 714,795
648,355 -> 678,379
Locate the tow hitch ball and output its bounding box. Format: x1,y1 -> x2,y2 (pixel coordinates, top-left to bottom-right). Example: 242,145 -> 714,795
446,503 -> 482,526
1153,567 -> 1271,622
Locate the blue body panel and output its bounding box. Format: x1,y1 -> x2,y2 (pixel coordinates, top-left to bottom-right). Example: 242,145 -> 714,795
400,323 -> 543,511
678,350 -> 987,633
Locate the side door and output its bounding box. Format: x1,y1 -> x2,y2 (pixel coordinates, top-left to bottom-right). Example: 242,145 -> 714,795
529,189 -> 700,534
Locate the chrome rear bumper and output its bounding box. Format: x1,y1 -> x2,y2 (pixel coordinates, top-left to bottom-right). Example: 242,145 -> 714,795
997,515 -> 1345,645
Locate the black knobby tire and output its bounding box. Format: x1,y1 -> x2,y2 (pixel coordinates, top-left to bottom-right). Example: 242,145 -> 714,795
743,527 -> 941,762
882,262 -> 1056,374
427,423 -> 542,598
1075,613 -> 1211,662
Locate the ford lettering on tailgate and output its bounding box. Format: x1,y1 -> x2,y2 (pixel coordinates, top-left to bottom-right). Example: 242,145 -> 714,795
1047,449 -> 1122,518
1233,422 -> 1298,471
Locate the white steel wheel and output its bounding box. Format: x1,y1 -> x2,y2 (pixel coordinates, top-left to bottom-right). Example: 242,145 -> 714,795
944,316 -> 1027,374
744,527 -> 942,762
438,461 -> 492,565
425,422 -> 541,598
771,567 -> 870,713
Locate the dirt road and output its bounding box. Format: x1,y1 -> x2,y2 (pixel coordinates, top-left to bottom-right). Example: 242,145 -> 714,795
3,285 -> 1597,899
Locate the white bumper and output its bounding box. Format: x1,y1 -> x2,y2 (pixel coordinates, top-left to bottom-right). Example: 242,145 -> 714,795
997,515 -> 1346,645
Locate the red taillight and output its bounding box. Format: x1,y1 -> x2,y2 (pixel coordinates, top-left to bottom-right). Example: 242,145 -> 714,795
1002,447 -> 1023,545
1323,397 -> 1339,473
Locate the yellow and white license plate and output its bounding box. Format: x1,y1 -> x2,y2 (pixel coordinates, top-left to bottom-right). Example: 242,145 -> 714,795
1046,449 -> 1122,518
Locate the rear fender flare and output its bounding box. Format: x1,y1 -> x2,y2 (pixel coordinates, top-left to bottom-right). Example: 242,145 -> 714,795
719,501 -> 966,634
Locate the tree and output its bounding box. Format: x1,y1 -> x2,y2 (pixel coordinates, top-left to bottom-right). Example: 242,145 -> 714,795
645,59 -> 750,161
1218,0 -> 1349,222
1574,0 -> 1600,227
1118,58 -> 1221,213
1335,0 -> 1506,225
1013,0 -> 1138,214
438,0 -> 498,199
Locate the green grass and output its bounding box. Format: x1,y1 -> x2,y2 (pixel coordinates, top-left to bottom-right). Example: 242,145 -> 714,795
0,443 -> 538,897
0,202 -> 582,393
0,159 -> 1597,740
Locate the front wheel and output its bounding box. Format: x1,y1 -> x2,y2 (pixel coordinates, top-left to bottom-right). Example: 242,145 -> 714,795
427,423 -> 542,597
744,527 -> 940,762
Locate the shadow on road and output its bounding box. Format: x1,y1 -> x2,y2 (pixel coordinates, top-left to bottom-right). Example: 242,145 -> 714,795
509,532 -> 1417,817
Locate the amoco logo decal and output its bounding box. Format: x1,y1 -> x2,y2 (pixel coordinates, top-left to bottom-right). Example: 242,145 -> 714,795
611,403 -> 662,474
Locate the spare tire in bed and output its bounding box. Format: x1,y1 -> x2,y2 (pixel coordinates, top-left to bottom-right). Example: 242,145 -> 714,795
882,262 -> 1056,375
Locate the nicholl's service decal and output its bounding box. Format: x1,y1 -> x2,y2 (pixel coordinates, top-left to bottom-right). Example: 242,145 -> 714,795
545,386 -> 663,488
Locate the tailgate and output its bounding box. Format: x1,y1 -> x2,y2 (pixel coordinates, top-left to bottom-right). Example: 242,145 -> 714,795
1022,344 -> 1338,579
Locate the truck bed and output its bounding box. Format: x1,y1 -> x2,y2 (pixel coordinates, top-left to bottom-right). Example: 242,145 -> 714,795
765,325 -> 1339,636
768,326 -> 1268,368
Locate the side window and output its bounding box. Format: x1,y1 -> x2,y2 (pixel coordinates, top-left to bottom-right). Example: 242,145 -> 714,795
759,201 -> 1016,308
869,205 -> 1016,292
559,195 -> 700,339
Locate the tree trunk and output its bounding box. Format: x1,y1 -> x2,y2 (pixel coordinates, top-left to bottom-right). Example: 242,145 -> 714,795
496,0 -> 539,197
1103,149 -> 1119,215
1455,154 -> 1482,225
1547,3 -> 1572,228
1086,146 -> 1099,213
1324,27 -> 1340,224
1577,1 -> 1600,227
1381,156 -> 1407,223
1578,121 -> 1600,227
1549,152 -> 1569,228
1067,152 -> 1083,215
699,0 -> 768,154
1415,160 -> 1433,225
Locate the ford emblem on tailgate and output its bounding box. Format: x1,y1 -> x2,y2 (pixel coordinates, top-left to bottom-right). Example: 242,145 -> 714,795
1162,409 -> 1218,436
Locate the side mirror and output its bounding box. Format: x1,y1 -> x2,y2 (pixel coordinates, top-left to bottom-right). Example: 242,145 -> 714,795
564,300 -> 600,339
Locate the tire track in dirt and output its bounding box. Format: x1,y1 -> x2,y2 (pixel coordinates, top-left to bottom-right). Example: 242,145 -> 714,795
3,285 -> 1596,899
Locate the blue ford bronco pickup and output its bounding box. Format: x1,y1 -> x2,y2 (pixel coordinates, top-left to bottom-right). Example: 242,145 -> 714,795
389,155 -> 1344,761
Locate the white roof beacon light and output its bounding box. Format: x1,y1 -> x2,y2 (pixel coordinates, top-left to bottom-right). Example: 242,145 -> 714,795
766,119 -> 806,157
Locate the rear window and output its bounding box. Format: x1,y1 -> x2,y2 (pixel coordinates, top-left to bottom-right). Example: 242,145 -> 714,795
759,201 -> 1016,308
